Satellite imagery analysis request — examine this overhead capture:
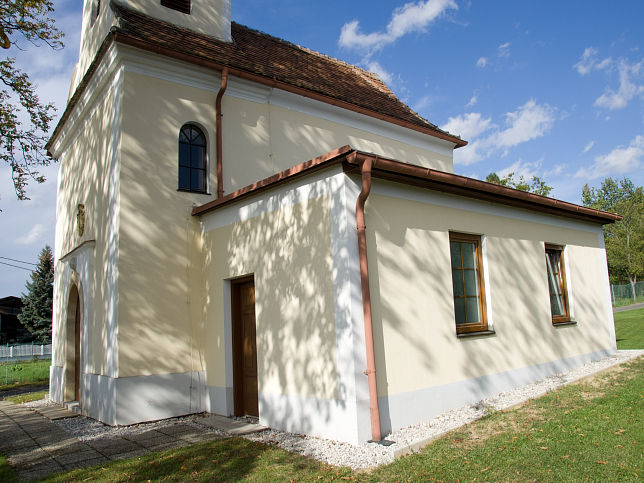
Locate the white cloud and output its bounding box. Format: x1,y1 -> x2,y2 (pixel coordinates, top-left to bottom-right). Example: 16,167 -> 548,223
575,135 -> 644,179
442,112 -> 493,139
495,100 -> 556,149
574,47 -> 612,75
339,0 -> 457,53
14,224 -> 46,245
497,42 -> 511,58
498,159 -> 540,179
466,94 -> 478,107
413,95 -> 434,113
443,100 -> 557,166
574,48 -> 644,111
476,56 -> 488,68
544,164 -> 565,177
582,141 -> 595,153
594,59 -> 644,110
365,60 -> 393,85
453,140 -> 485,165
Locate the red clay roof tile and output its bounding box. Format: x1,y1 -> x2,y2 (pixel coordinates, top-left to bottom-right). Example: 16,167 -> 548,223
112,4 -> 461,143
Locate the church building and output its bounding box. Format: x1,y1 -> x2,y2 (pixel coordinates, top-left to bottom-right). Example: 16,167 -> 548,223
48,0 -> 619,444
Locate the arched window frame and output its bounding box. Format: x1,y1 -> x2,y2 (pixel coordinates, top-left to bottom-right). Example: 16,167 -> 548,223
178,123 -> 208,194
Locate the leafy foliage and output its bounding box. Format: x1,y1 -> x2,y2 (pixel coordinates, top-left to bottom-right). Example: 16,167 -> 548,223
17,246 -> 53,343
582,177 -> 644,285
486,171 -> 553,196
0,0 -> 64,201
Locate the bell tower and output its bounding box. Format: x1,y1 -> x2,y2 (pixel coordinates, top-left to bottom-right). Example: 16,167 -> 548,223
115,0 -> 232,42
71,0 -> 231,94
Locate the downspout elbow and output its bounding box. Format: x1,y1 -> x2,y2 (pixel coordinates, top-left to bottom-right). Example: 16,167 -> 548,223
355,157 -> 382,442
216,68 -> 229,199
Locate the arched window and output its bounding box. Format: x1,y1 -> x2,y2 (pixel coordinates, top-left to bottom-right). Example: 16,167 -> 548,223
178,124 -> 207,193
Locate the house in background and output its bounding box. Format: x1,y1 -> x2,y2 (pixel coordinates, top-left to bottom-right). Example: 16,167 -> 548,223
0,296 -> 30,345
47,0 -> 620,444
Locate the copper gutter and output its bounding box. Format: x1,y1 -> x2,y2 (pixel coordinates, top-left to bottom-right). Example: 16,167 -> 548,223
216,68 -> 229,198
355,155 -> 382,442
344,153 -> 622,225
192,147 -> 621,224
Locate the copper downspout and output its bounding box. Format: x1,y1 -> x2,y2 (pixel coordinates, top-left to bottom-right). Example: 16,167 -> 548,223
215,68 -> 229,198
355,156 -> 382,442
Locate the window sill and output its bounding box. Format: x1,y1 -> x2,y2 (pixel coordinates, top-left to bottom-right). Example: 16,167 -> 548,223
552,320 -> 577,327
177,189 -> 212,195
457,329 -> 496,339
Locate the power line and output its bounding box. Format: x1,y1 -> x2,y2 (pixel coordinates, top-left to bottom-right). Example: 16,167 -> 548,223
0,256 -> 38,266
0,260 -> 33,271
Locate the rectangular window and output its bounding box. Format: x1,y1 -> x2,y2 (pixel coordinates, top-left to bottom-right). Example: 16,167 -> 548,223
449,232 -> 488,334
161,0 -> 191,14
545,244 -> 570,324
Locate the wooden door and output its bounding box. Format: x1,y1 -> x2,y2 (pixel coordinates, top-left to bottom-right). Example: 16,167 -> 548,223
232,277 -> 259,417
74,296 -> 81,401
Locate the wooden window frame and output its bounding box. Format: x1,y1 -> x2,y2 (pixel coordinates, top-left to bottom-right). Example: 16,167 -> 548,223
545,244 -> 570,324
161,0 -> 191,14
449,232 -> 488,334
178,124 -> 208,194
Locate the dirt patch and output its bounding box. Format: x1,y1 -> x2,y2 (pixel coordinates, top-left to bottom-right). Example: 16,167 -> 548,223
449,403 -> 548,451
577,361 -> 635,389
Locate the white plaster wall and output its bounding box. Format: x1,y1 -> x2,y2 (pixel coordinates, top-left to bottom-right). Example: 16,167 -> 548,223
200,168 -> 370,443
364,180 -> 616,435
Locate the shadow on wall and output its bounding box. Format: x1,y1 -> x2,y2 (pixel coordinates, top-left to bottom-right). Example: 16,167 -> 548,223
55,84 -> 121,379
115,83 -> 214,378
216,180 -> 345,437
365,189 -> 611,434
365,196 -> 452,434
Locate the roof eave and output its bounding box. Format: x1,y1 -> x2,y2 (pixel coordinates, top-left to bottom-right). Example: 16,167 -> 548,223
193,147 -> 621,225
46,31 -> 117,156
344,153 -> 621,225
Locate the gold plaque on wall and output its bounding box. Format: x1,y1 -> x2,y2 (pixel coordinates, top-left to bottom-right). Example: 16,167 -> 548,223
77,204 -> 86,237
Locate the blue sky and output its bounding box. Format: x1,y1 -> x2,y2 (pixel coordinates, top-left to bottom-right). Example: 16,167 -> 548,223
1,0 -> 643,296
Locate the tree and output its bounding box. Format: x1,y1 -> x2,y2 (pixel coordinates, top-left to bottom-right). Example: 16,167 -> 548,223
18,245 -> 54,342
1,1 -> 64,201
485,172 -> 553,197
582,177 -> 644,289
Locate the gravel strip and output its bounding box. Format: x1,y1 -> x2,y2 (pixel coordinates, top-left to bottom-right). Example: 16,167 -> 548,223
16,350 -> 643,470
246,350 -> 644,469
54,414 -> 227,442
23,395 -> 56,408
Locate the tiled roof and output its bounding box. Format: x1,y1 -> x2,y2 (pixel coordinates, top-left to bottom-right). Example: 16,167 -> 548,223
111,4 -> 463,145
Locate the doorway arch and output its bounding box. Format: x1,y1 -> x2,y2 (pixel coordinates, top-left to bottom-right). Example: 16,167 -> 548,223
65,284 -> 82,402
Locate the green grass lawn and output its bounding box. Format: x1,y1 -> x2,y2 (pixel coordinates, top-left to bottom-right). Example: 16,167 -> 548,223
0,359 -> 49,391
614,307 -> 644,349
0,454 -> 17,483
36,356 -> 642,482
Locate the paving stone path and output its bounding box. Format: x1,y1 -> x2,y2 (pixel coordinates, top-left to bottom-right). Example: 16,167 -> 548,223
0,401 -> 257,481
